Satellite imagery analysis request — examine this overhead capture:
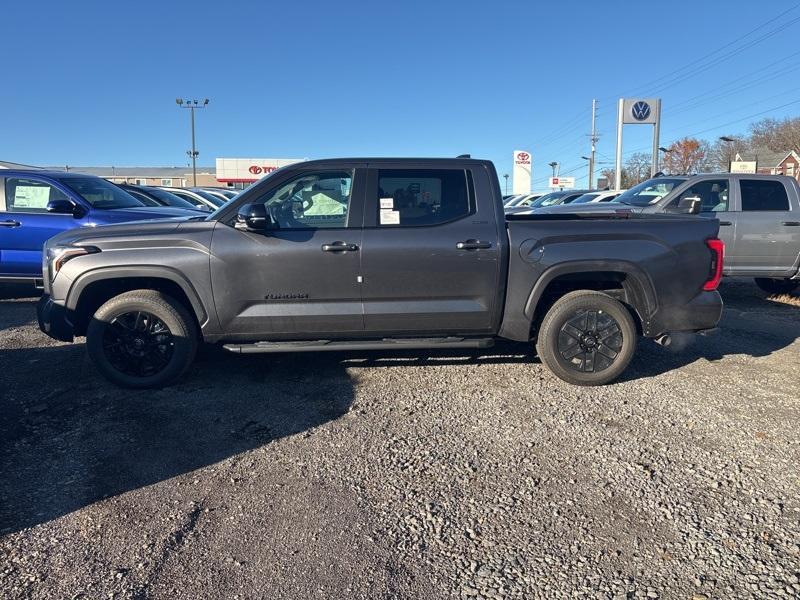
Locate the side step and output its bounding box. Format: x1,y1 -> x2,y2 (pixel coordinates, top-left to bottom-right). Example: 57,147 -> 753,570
223,337 -> 495,354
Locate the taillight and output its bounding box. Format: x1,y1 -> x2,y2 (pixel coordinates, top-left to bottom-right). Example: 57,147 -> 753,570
703,238 -> 725,291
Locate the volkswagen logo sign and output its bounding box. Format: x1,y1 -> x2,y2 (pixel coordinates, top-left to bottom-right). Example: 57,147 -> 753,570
631,101 -> 651,121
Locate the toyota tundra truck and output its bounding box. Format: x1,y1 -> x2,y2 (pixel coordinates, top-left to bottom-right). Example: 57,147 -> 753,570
37,158 -> 724,388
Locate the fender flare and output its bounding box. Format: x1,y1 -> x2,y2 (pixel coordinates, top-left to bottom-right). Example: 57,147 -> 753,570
523,260 -> 658,323
65,265 -> 208,324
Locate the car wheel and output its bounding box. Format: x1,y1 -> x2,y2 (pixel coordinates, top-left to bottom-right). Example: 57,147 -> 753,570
86,289 -> 198,388
754,277 -> 799,295
536,290 -> 637,386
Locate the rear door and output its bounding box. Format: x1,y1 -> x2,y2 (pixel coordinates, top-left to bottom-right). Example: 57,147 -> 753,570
733,177 -> 800,275
0,175 -> 87,279
210,166 -> 366,336
359,164 -> 502,335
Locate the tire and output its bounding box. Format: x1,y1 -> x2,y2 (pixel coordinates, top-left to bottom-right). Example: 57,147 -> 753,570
535,290 -> 637,386
86,289 -> 198,388
754,277 -> 799,295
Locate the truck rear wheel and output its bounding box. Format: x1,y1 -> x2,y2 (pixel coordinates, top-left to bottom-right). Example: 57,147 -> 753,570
754,277 -> 799,295
536,291 -> 637,386
86,289 -> 198,388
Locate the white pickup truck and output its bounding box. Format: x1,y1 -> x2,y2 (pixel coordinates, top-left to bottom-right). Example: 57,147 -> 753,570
539,174 -> 800,294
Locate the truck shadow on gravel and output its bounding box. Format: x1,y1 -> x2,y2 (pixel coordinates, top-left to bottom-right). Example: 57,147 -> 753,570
0,344 -> 356,535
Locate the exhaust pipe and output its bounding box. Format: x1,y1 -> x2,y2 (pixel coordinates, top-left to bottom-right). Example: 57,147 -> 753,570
655,334 -> 672,347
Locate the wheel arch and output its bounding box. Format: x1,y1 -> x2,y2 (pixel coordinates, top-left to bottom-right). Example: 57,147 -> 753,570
66,266 -> 208,337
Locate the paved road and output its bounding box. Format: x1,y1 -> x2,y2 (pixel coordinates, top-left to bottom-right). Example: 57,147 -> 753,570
1,281 -> 798,599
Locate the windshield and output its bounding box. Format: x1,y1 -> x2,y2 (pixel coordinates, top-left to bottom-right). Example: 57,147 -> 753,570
569,193 -> 600,204
615,178 -> 685,207
57,176 -> 144,209
529,192 -> 567,208
147,187 -> 206,210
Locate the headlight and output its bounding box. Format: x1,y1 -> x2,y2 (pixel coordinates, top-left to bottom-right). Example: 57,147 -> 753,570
47,246 -> 98,281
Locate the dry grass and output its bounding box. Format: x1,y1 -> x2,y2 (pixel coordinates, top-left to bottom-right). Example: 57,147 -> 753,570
766,292 -> 800,308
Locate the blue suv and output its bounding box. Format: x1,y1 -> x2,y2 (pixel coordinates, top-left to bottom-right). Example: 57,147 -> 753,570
0,170 -> 198,283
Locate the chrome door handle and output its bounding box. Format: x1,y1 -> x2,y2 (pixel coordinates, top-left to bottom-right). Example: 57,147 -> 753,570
0,220 -> 21,227
456,240 -> 492,250
719,221 -> 732,226
321,242 -> 359,252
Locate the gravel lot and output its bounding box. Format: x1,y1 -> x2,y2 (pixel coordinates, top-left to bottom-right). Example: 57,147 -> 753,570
1,280 -> 798,599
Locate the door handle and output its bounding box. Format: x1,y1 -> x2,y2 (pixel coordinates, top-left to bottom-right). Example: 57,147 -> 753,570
718,221 -> 732,226
456,240 -> 492,250
781,221 -> 800,226
321,242 -> 359,252
0,220 -> 21,227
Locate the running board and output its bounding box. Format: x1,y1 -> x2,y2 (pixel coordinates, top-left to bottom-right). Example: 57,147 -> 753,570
223,337 -> 495,354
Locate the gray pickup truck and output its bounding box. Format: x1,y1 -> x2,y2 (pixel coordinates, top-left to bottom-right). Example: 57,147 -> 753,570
37,158 -> 724,388
538,173 -> 800,294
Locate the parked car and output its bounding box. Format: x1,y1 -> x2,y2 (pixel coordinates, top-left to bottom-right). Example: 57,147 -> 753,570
0,170 -> 199,283
38,157 -> 723,389
538,174 -> 800,294
507,189 -> 591,214
157,186 -> 224,211
190,187 -> 236,203
504,193 -> 543,209
568,190 -> 625,204
118,184 -> 209,212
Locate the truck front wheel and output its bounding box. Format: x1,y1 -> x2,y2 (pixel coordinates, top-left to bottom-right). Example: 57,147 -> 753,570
86,289 -> 198,388
754,277 -> 799,295
536,291 -> 637,386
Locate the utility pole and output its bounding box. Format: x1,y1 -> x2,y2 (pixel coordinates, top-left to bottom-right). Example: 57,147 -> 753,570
588,99 -> 598,189
176,98 -> 209,186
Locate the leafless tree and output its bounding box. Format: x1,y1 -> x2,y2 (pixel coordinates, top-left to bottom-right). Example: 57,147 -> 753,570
708,135 -> 750,171
749,116 -> 800,154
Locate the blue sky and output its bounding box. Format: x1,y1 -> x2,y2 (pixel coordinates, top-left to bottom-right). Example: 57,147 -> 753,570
3,0 -> 800,190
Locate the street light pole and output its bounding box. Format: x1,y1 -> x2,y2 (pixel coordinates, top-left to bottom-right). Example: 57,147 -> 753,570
176,98 -> 209,186
589,99 -> 598,189
503,173 -> 509,195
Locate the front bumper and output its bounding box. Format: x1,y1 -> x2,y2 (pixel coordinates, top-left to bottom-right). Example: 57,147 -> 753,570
646,290 -> 723,337
37,294 -> 75,342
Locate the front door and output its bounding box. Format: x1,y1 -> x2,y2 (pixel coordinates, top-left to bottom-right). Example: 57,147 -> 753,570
672,178 -> 737,268
360,166 -> 501,335
210,168 -> 365,337
733,178 -> 800,275
0,176 -> 85,279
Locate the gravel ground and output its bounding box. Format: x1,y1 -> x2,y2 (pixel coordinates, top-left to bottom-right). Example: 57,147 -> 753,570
1,280 -> 798,599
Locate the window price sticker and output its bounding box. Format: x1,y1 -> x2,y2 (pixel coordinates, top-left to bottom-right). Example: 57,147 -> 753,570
379,209 -> 400,225
379,197 -> 394,209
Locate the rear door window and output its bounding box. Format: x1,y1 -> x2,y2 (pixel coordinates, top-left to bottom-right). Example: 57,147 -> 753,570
740,179 -> 790,211
376,169 -> 471,227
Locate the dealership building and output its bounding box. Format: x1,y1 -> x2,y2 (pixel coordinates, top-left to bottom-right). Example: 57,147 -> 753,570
0,158 -> 305,188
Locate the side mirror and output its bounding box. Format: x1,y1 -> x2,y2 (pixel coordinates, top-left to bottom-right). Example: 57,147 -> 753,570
47,198 -> 85,217
677,195 -> 702,214
235,203 -> 274,231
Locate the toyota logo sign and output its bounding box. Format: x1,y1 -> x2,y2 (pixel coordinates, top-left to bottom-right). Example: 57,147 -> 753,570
248,165 -> 263,175
515,152 -> 530,164
631,101 -> 651,121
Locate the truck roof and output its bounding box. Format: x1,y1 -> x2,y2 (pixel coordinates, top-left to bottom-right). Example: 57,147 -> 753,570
283,157 -> 495,168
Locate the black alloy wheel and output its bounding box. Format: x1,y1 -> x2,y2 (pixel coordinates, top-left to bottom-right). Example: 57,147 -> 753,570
102,311 -> 175,377
557,309 -> 623,374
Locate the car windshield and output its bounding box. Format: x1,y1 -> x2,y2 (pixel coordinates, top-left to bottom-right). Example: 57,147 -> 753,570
146,187 -> 205,210
529,192 -> 567,208
569,193 -> 601,204
615,178 -> 685,206
57,176 -> 144,209
193,190 -> 225,207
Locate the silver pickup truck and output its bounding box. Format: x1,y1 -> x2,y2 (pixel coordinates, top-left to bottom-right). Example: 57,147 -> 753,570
537,174 -> 800,294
